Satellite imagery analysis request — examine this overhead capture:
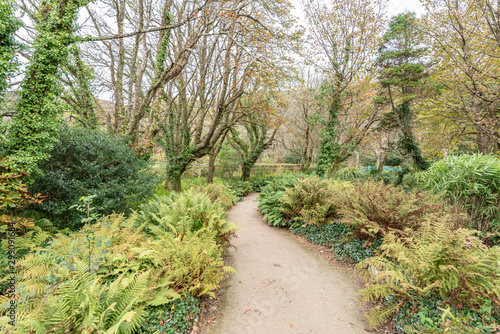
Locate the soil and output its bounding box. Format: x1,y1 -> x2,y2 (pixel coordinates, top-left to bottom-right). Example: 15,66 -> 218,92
196,193 -> 375,334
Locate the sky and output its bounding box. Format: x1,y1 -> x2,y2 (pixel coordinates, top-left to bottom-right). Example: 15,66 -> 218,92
291,0 -> 425,24
387,0 -> 425,16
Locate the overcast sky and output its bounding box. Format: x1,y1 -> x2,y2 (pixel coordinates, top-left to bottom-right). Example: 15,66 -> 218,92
291,0 -> 425,24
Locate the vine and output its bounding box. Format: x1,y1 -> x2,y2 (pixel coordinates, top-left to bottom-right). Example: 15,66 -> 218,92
6,0 -> 92,176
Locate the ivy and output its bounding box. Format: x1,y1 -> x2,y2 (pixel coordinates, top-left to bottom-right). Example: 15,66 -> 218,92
0,0 -> 21,100
6,0 -> 92,176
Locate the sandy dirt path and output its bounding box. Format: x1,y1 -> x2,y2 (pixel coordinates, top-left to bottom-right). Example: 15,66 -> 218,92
203,193 -> 371,334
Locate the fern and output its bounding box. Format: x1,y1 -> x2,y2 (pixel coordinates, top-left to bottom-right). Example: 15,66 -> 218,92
357,216 -> 500,329
339,181 -> 465,239
280,176 -> 352,226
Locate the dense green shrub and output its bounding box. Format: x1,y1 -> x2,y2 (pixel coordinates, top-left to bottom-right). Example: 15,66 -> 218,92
332,167 -> 365,182
357,216 -> 500,331
29,127 -> 158,229
136,294 -> 201,334
416,154 -> 500,239
257,173 -> 309,227
249,174 -> 276,192
280,177 -> 352,226
339,181 -> 463,240
134,190 -> 238,244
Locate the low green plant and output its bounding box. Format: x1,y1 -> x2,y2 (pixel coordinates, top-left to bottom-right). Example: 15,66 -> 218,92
333,167 -> 365,182
291,222 -> 382,263
136,293 -> 201,334
357,216 -> 500,330
416,154 -> 500,242
392,292 -> 499,333
257,173 -> 308,227
133,190 -> 238,244
280,177 -> 352,226
339,181 -> 463,240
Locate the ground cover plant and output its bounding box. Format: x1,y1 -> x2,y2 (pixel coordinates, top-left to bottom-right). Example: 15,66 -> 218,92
291,222 -> 382,263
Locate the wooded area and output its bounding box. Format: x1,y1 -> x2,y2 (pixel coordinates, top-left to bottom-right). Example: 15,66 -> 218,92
0,0 -> 499,332
1,0 -> 499,187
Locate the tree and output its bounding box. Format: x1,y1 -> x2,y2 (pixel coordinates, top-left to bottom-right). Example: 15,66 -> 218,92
375,12 -> 430,170
154,0 -> 297,190
302,0 -> 387,175
420,0 -> 500,154
6,0 -> 92,175
229,92 -> 284,181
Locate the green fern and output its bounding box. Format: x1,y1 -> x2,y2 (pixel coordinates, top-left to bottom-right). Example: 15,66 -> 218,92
357,216 -> 500,329
280,176 -> 352,226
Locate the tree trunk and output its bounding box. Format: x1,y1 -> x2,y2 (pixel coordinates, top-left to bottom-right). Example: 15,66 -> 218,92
206,152 -> 216,184
378,154 -> 388,173
166,175 -> 182,192
241,163 -> 251,182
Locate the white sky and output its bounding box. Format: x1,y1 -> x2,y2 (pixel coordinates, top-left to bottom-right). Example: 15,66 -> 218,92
290,0 -> 425,24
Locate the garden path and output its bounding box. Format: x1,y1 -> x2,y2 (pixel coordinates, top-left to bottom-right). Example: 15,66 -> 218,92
202,193 -> 371,334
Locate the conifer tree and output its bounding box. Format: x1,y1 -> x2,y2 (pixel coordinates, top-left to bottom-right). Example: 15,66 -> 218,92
375,12 -> 430,170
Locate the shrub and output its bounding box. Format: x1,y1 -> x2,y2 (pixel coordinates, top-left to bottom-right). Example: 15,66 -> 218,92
333,167 -> 365,182
280,177 -> 352,226
133,190 -> 238,244
339,181 -> 463,240
416,154 -> 500,239
136,294 -> 201,334
29,127 -> 159,229
195,182 -> 237,210
0,157 -> 45,233
257,173 -> 308,227
357,216 -> 500,330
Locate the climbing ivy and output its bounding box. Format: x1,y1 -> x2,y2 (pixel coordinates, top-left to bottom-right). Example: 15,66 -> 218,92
6,0 -> 92,176
0,0 -> 21,100
315,82 -> 343,176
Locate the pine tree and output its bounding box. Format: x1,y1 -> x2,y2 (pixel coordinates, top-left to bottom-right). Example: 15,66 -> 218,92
375,12 -> 430,170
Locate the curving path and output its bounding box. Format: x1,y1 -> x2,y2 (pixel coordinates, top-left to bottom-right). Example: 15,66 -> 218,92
203,193 -> 372,334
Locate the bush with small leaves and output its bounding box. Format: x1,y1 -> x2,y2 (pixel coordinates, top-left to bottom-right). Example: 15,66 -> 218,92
29,126 -> 159,229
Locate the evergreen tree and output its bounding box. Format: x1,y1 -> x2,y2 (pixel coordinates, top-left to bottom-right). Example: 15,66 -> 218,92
375,12 -> 430,170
